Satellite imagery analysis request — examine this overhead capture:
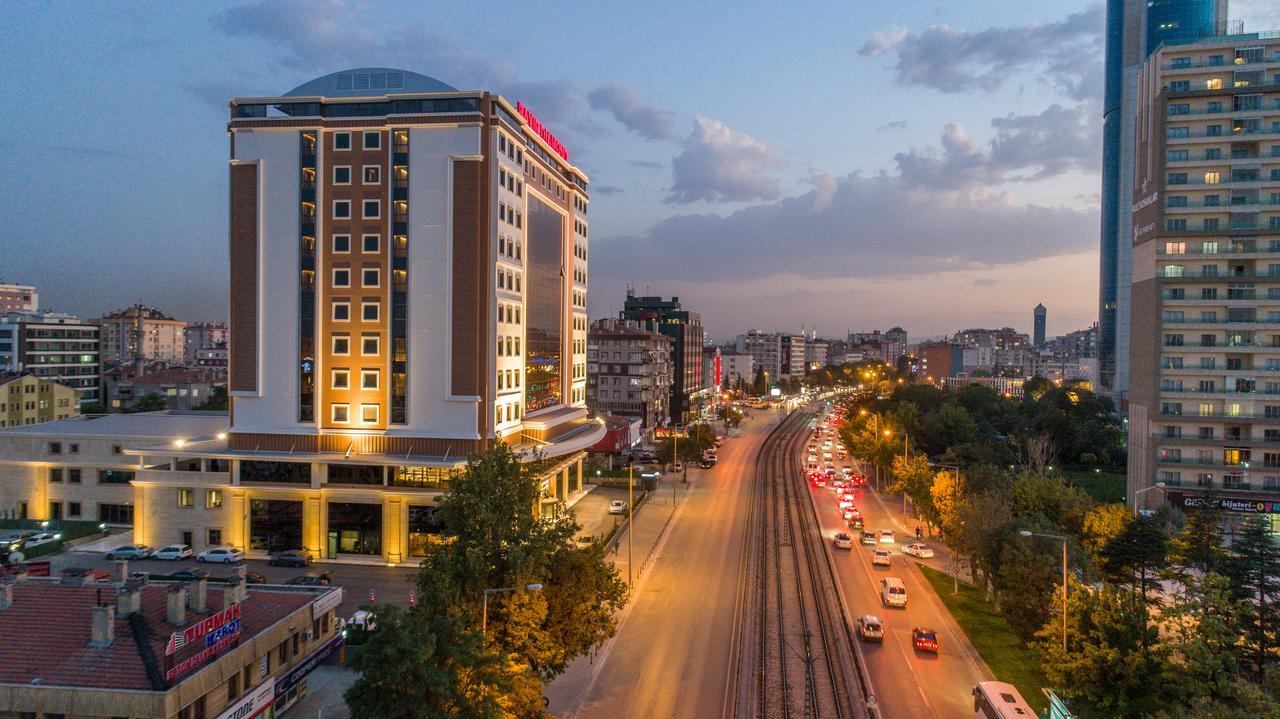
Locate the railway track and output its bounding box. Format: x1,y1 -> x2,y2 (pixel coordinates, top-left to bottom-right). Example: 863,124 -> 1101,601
724,406 -> 876,719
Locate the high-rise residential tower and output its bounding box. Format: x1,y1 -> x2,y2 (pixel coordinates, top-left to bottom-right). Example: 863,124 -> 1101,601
620,292 -> 705,423
1128,34 -> 1280,533
1099,0 -> 1228,401
1034,303 -> 1047,347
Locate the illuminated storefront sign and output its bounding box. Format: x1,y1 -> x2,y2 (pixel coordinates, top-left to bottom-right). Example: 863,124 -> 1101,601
167,602 -> 242,656
516,102 -> 569,161
215,677 -> 275,719
1174,492 -> 1280,514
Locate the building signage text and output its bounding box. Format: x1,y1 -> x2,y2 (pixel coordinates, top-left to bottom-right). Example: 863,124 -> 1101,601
167,602 -> 242,656
1134,222 -> 1155,240
276,634 -> 345,696
167,631 -> 241,682
311,586 -> 343,619
1178,494 -> 1280,515
1132,192 -> 1159,213
214,677 -> 275,719
516,102 -> 569,162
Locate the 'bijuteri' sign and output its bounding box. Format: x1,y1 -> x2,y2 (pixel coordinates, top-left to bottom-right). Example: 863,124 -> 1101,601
516,102 -> 569,162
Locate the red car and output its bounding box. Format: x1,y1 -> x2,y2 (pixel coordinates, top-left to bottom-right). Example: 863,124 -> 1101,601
912,628 -> 939,653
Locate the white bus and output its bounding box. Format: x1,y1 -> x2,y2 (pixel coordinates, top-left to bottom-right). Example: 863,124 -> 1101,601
973,681 -> 1036,719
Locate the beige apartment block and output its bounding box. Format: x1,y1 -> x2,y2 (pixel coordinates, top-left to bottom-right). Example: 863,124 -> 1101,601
0,373 -> 79,428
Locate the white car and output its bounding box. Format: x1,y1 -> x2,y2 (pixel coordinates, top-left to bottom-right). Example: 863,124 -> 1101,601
608,500 -> 627,515
152,544 -> 193,561
872,548 -> 892,567
21,532 -> 61,548
833,532 -> 853,550
197,547 -> 244,564
878,529 -> 895,544
903,543 -> 935,558
838,499 -> 854,510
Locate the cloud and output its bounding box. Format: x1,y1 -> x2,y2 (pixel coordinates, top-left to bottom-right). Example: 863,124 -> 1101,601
885,6 -> 1103,101
973,278 -> 999,287
876,120 -> 909,131
894,103 -> 1100,190
805,169 -> 836,211
858,25 -> 908,57
630,160 -> 665,170
586,83 -> 677,140
593,185 -> 624,196
667,117 -> 784,204
596,172 -> 1094,287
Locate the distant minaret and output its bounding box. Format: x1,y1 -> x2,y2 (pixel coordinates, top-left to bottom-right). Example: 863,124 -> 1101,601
1034,303 -> 1047,347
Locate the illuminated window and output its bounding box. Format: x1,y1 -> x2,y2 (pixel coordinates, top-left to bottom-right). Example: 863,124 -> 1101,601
363,166 -> 381,184
332,369 -> 349,389
361,404 -> 379,423
362,370 -> 379,390
177,489 -> 194,508
206,490 -> 222,509
1204,171 -> 1220,184
1206,78 -> 1223,90
332,404 -> 350,423
1164,242 -> 1186,254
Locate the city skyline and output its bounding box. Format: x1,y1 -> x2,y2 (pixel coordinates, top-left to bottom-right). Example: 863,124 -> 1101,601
3,1 -> 1279,340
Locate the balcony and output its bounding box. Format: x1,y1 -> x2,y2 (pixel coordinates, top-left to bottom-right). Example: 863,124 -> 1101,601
1160,410 -> 1280,422
1160,223 -> 1280,236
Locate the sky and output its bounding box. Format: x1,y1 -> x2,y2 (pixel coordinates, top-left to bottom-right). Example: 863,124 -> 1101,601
3,0 -> 1278,342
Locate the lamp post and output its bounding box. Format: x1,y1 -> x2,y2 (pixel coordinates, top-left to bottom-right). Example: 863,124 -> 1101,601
628,463 -> 634,585
1019,530 -> 1068,653
930,463 -> 962,595
482,583 -> 543,637
1133,481 -> 1167,518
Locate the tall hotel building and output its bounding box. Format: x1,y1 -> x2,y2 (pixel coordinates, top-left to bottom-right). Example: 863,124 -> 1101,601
1128,36 -> 1280,533
21,68 -> 608,564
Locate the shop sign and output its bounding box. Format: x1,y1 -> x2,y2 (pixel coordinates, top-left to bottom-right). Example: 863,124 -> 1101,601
516,101 -> 569,161
1177,494 -> 1280,515
275,634 -> 345,697
167,631 -> 241,682
311,586 -> 344,619
167,602 -> 242,656
215,677 -> 275,719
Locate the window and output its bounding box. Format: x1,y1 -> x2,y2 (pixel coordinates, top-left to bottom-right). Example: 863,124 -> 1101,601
363,166 -> 381,184
332,403 -> 350,423
1167,196 -> 1188,208
363,131 -> 381,150
362,200 -> 380,219
206,490 -> 222,509
361,404 -> 379,423
362,234 -> 379,253
1204,171 -> 1221,184
69,443 -> 78,454
177,489 -> 194,508
333,166 -> 351,185
48,442 -> 61,455
332,302 -> 350,321
333,234 -> 351,253
332,335 -> 350,355
362,335 -> 380,355
1168,173 -> 1188,185
362,302 -> 380,321
1167,149 -> 1188,161
361,370 -> 379,389
362,267 -> 380,287
332,268 -> 350,287
1165,241 -> 1186,254
68,502 -> 80,518
1206,78 -> 1223,90
333,200 -> 351,219
68,468 -> 81,484
98,470 -> 134,484
50,468 -> 63,482
332,369 -> 349,389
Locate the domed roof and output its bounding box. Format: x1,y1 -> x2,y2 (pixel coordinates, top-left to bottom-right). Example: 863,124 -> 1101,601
284,68 -> 457,97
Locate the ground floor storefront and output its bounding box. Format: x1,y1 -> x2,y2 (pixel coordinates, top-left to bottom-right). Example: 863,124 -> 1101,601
1166,489 -> 1280,536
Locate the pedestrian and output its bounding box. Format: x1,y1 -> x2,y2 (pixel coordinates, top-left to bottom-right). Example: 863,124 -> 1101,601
915,525 -> 922,540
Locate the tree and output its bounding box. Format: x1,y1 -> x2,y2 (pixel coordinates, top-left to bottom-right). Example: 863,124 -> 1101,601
1169,493 -> 1228,580
1081,503 -> 1129,572
1100,516 -> 1168,659
751,367 -> 767,396
995,534 -> 1060,642
125,392 -> 166,413
929,470 -> 962,539
195,384 -> 227,411
412,445 -> 628,687
1227,515 -> 1280,680
345,605 -> 540,719
78,402 -> 109,415
890,453 -> 936,527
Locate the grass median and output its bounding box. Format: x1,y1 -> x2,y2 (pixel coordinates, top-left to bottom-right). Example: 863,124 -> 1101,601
918,564 -> 1049,714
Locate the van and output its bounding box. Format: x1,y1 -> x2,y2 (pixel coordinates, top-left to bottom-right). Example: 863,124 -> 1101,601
881,577 -> 907,607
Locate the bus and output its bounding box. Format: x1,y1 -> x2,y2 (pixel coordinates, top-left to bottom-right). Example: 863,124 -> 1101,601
972,681 -> 1036,719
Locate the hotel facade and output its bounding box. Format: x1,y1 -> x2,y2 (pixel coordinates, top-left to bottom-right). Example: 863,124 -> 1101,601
1128,35 -> 1280,533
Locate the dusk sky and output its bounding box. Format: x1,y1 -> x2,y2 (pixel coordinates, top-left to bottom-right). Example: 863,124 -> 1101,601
4,0 -> 1279,341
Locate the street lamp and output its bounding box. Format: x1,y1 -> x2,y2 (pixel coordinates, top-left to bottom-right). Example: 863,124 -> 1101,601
1133,482 -> 1167,518
1019,530 -> 1068,653
482,583 -> 543,636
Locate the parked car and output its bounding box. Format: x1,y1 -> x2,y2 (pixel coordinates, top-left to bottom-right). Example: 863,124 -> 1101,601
244,571 -> 268,584
197,547 -> 244,564
878,529 -> 895,544
170,568 -> 212,581
912,627 -> 939,653
21,532 -> 61,548
268,551 -> 312,568
152,545 -> 193,561
608,500 -> 627,515
105,545 -> 152,561
872,549 -> 892,567
857,615 -> 885,643
903,543 -> 935,558
833,532 -> 853,550
287,572 -> 332,586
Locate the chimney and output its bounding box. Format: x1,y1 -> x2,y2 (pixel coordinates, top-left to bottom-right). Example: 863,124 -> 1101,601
166,584 -> 187,626
0,581 -> 12,610
114,560 -> 129,584
117,582 -> 142,616
224,577 -> 247,606
190,578 -> 208,613
90,604 -> 116,647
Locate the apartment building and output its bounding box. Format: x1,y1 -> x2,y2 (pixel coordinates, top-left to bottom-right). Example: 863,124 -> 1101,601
737,330 -> 782,378
620,292 -> 705,423
722,351 -> 754,386
0,311 -> 100,406
1129,33 -> 1280,533
0,373 -> 79,428
0,576 -> 341,719
184,320 -> 229,363
97,304 -> 188,364
0,283 -> 37,313
587,319 -> 672,432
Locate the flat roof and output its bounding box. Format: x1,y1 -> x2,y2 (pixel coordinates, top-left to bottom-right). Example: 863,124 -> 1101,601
0,579 -> 331,691
0,411 -> 227,440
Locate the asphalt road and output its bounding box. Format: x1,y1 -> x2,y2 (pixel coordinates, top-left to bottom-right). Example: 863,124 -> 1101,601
549,407 -> 790,719
807,465 -> 992,717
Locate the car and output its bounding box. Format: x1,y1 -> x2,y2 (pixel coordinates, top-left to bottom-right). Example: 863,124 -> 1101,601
574,535 -> 595,549
881,577 -> 908,607
244,571 -> 268,584
861,531 -> 877,545
879,529 -> 896,544
833,532 -> 853,550
857,615 -> 885,643
268,551 -> 312,568
699,459 -> 714,469
872,548 -> 892,567
286,572 -> 333,586
152,544 -> 193,561
21,532 -> 61,548
837,499 -> 854,510
197,547 -> 244,564
912,627 -> 939,653
170,568 -> 213,581
842,508 -> 859,521
105,545 -> 152,561
714,437 -> 723,447
608,500 -> 627,515
903,543 -> 935,558
849,517 -> 865,530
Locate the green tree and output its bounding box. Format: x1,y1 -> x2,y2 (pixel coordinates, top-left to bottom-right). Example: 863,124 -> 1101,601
78,402 -> 109,415
195,384 -> 227,410
995,534 -> 1060,642
929,470 -> 962,539
345,605 -> 539,719
751,367 -> 767,396
1227,515 -> 1280,680
1169,493 -> 1228,580
890,453 -> 936,527
1081,503 -> 1129,572
125,392 -> 167,413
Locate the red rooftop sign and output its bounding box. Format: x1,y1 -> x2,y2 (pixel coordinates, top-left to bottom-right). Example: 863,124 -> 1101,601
166,602 -> 241,656
516,102 -> 569,162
